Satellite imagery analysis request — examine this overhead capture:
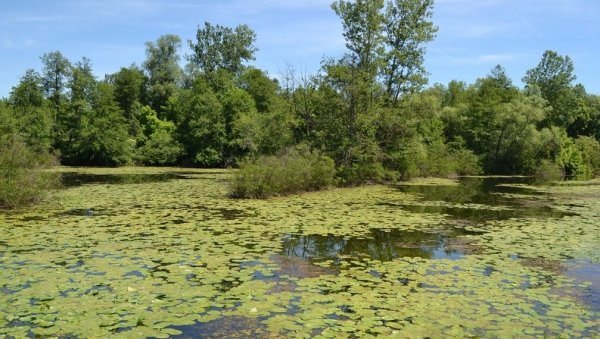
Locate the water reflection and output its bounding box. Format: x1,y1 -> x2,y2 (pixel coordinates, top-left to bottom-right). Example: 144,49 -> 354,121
61,172 -> 193,187
396,177 -> 540,204
394,177 -> 575,221
566,261 -> 600,313
281,228 -> 479,262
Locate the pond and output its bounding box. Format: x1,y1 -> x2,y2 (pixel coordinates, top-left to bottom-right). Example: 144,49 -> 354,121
1,168 -> 599,337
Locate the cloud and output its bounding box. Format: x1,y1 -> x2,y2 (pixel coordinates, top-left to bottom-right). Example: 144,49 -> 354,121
0,35 -> 39,49
450,53 -> 529,65
459,23 -> 516,38
2,15 -> 68,24
477,53 -> 526,63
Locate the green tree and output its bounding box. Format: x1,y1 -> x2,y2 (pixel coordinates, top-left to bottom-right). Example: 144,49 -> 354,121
8,70 -> 53,152
489,94 -> 547,173
40,51 -> 72,111
523,50 -> 579,129
69,57 -> 96,103
238,68 -> 279,113
168,78 -> 225,166
61,82 -> 133,166
523,50 -> 575,103
109,65 -> 147,136
134,105 -> 182,165
188,22 -> 257,75
382,0 -> 437,100
143,35 -> 183,113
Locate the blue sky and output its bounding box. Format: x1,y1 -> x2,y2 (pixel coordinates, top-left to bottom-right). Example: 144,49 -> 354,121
1,0 -> 599,98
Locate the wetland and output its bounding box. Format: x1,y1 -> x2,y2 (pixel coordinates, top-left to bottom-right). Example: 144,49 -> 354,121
1,167 -> 599,338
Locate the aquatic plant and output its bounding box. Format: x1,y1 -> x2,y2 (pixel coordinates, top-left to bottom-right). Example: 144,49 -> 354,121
0,168 -> 598,337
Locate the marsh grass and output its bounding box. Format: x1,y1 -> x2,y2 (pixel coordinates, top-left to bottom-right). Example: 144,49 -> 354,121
0,137 -> 59,208
229,147 -> 336,198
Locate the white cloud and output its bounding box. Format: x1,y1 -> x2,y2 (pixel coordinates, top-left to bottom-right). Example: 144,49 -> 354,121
450,53 -> 529,65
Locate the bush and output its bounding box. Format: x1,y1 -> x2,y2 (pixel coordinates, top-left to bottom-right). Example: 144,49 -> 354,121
448,148 -> 482,176
533,160 -> 564,184
0,136 -> 59,208
574,136 -> 600,177
230,147 -> 336,198
392,139 -> 481,179
557,143 -> 591,180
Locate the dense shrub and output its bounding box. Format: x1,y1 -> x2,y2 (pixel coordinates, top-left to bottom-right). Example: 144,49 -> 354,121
557,143 -> 591,180
533,160 -> 564,184
0,136 -> 59,208
574,136 -> 600,177
392,139 -> 481,180
230,147 -> 336,198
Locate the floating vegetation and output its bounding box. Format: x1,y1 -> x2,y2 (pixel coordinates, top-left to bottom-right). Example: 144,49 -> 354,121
1,168 -> 599,337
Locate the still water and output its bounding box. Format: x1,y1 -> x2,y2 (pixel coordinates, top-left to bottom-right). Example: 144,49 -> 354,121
0,169 -> 598,338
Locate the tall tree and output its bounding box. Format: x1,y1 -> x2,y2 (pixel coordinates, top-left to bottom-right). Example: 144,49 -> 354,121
143,35 -> 182,113
110,65 -> 148,136
9,70 -> 53,152
523,50 -> 576,102
332,0 -> 385,73
69,57 -> 96,103
382,0 -> 437,101
188,22 -> 257,75
40,51 -> 72,111
523,50 -> 579,129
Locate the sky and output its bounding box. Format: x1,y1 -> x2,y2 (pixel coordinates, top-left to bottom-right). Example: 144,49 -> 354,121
1,0 -> 599,98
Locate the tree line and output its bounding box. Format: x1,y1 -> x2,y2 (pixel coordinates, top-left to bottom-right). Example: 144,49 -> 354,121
2,0 -> 600,189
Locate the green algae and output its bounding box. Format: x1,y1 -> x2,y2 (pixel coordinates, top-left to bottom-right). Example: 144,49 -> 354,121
1,168 -> 599,337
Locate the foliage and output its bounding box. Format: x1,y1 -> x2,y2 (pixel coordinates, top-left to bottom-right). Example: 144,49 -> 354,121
382,0 -> 438,99
40,50 -> 71,110
230,147 -> 336,198
169,78 -> 225,166
533,159 -> 564,184
188,22 -> 257,75
143,35 -> 182,112
574,135 -> 600,177
2,13 -> 600,188
0,136 -> 58,208
133,105 -> 182,165
557,142 -> 590,180
8,70 -> 54,152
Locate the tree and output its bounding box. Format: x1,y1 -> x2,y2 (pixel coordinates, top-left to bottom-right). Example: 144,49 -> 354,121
9,70 -> 53,152
143,35 -> 182,113
40,51 -> 72,111
523,50 -> 578,129
110,65 -> 148,136
188,22 -> 257,75
69,57 -> 96,103
523,50 -> 575,102
10,69 -> 45,108
168,78 -> 225,166
332,0 -> 385,73
134,105 -> 182,165
238,68 -> 279,113
489,94 -> 547,173
382,0 -> 437,100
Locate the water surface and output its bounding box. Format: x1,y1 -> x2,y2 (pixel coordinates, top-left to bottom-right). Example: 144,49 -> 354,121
1,169 -> 598,338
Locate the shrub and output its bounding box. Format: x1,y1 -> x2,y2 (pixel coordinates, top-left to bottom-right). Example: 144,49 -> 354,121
533,160 -> 564,184
230,147 -> 336,198
0,136 -> 59,208
392,139 -> 481,179
574,136 -> 600,177
448,148 -> 482,176
557,143 -> 591,180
